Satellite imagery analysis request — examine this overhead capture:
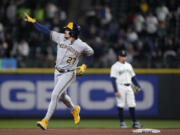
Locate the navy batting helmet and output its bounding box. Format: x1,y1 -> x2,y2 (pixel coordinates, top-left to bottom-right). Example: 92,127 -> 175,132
64,22 -> 80,39
118,49 -> 127,57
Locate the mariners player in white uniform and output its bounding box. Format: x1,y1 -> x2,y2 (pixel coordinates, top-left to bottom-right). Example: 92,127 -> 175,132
110,50 -> 143,128
24,13 -> 94,130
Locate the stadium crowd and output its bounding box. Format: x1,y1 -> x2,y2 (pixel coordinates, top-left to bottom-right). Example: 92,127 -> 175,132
0,0 -> 180,68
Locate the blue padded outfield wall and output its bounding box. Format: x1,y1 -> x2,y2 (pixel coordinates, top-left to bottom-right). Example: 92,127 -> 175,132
0,74 -> 158,116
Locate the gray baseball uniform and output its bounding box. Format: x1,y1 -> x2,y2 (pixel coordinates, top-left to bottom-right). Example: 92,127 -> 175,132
45,31 -> 94,120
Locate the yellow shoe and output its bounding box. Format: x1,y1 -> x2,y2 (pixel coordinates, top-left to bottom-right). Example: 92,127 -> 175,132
37,118 -> 48,130
71,105 -> 80,125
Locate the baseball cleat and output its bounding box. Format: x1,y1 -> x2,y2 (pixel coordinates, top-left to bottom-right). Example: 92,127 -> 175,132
71,105 -> 81,125
120,122 -> 128,128
132,121 -> 143,129
37,118 -> 48,130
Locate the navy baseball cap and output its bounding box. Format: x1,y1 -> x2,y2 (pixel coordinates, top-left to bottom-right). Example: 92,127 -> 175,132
118,50 -> 127,57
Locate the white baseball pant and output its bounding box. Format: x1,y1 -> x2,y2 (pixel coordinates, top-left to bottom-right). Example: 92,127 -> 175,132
116,84 -> 136,108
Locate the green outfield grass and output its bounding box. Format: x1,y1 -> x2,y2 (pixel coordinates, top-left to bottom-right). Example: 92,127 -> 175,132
0,119 -> 179,129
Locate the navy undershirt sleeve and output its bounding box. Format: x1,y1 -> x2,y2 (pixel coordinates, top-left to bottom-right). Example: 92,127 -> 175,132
33,22 -> 50,37
111,77 -> 118,92
84,55 -> 92,65
132,76 -> 141,88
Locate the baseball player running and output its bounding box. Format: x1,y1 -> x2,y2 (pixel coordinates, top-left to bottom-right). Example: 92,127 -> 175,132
24,13 -> 94,130
110,50 -> 143,128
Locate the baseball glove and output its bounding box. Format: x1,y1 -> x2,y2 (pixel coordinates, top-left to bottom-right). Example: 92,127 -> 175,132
76,64 -> 87,76
131,84 -> 141,94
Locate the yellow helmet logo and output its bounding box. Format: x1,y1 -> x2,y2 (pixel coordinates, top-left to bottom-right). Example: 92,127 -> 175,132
66,22 -> 73,30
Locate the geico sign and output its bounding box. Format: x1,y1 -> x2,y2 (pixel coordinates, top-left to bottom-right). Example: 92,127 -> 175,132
0,80 -> 154,111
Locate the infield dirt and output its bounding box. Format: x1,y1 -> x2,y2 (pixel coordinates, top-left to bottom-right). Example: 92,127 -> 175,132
0,128 -> 180,135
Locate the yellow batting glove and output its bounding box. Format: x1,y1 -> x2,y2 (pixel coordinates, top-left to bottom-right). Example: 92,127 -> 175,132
76,64 -> 87,76
24,13 -> 36,23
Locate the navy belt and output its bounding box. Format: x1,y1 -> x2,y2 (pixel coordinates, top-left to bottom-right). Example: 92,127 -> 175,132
124,83 -> 130,86
56,67 -> 74,73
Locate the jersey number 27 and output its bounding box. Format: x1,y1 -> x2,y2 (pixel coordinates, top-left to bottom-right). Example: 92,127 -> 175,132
67,57 -> 76,65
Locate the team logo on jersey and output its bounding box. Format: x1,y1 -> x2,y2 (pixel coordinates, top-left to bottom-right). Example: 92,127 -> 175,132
119,69 -> 131,75
59,43 -> 80,57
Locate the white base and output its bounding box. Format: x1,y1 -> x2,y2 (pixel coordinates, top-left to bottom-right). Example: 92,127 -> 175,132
132,128 -> 160,133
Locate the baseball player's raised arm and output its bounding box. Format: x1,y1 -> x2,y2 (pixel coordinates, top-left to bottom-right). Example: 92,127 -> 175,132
24,13 -> 63,43
33,22 -> 51,36
24,13 -> 50,36
33,23 -> 64,43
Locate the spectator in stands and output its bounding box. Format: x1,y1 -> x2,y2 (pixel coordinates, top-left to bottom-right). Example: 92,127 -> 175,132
0,23 -> 4,41
145,12 -> 158,36
126,27 -> 138,43
6,0 -> 17,24
0,0 -> 180,68
126,27 -> 139,51
139,0 -> 149,14
157,21 -> 167,38
45,2 -> 58,23
156,3 -> 169,21
156,21 -> 167,59
34,3 -> 44,22
12,38 -> 29,67
100,5 -> 112,25
167,0 -> 178,12
5,32 -> 14,58
52,8 -> 67,28
12,39 -> 29,57
17,39 -> 29,57
91,36 -> 106,67
134,13 -> 145,36
0,41 -> 8,58
0,0 -> 7,23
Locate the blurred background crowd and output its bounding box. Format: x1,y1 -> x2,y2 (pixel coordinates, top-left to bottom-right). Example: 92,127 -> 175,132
0,0 -> 180,68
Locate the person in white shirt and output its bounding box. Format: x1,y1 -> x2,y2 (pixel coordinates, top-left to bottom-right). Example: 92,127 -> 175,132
134,13 -> 145,34
156,3 -> 169,21
126,27 -> 138,43
17,39 -> 29,57
145,12 -> 158,34
110,49 -> 143,128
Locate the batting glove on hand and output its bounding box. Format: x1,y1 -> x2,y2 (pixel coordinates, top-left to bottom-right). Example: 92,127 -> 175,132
76,64 -> 87,76
24,13 -> 36,23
